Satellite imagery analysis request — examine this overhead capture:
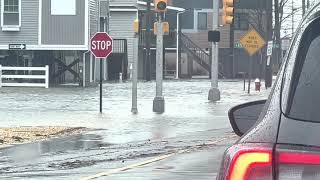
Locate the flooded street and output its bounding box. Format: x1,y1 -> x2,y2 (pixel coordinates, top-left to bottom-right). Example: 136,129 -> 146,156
0,80 -> 269,179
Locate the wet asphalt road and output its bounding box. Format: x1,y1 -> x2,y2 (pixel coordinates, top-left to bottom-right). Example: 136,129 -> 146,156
0,80 -> 269,179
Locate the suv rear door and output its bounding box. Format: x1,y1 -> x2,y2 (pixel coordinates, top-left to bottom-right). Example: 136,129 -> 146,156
276,13 -> 320,179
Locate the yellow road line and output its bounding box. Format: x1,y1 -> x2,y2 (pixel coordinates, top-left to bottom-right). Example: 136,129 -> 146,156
80,136 -> 233,180
80,154 -> 174,180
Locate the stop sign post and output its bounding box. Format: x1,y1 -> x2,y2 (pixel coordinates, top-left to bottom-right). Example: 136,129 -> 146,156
90,32 -> 113,113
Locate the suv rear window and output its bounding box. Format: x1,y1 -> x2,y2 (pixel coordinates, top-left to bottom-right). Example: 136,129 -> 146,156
288,20 -> 320,122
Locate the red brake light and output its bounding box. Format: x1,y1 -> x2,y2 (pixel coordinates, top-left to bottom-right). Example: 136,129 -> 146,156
278,152 -> 320,165
277,148 -> 320,179
222,144 -> 273,180
228,151 -> 272,180
219,144 -> 320,180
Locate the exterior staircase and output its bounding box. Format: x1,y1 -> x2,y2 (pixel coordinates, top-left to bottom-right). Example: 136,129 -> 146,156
180,33 -> 224,78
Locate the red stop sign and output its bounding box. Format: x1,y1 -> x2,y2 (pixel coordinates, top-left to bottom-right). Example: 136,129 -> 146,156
90,32 -> 113,58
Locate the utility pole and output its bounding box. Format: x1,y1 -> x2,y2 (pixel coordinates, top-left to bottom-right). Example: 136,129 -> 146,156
105,0 -> 110,80
265,0 -> 273,88
208,0 -> 221,101
145,0 -> 152,81
302,0 -> 306,15
132,28 -> 139,114
153,15 -> 165,113
230,20 -> 235,78
292,0 -> 294,37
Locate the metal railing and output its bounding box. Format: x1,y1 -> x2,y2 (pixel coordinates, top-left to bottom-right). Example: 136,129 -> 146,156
0,65 -> 49,88
180,33 -> 211,71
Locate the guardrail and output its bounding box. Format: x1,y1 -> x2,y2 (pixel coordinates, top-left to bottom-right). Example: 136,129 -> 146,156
0,65 -> 49,88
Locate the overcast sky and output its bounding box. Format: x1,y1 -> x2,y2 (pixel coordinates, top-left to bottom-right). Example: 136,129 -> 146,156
281,0 -> 318,38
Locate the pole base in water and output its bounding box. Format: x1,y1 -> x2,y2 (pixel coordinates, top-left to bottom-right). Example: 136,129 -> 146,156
208,88 -> 221,102
153,96 -> 165,113
131,108 -> 138,114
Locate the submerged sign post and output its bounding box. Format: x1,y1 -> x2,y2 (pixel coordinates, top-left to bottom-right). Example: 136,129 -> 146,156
90,32 -> 113,113
240,28 -> 266,94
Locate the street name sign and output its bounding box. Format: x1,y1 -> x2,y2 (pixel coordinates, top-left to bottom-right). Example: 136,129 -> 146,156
90,32 -> 113,58
240,29 -> 266,56
9,44 -> 26,50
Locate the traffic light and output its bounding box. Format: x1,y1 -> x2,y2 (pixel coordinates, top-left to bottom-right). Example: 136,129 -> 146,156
222,0 -> 234,25
153,22 -> 170,35
154,0 -> 168,12
133,19 -> 139,34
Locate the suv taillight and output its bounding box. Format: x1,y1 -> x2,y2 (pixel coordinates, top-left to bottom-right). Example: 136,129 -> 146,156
217,144 -> 320,180
228,151 -> 272,180
277,148 -> 320,179
217,143 -> 273,180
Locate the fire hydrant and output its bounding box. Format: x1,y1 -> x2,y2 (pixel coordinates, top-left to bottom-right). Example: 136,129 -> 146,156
119,73 -> 123,83
255,78 -> 261,92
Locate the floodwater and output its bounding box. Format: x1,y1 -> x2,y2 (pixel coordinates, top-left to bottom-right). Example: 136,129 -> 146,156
0,80 -> 269,179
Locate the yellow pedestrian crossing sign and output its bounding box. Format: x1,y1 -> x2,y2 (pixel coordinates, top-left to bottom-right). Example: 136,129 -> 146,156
240,28 -> 266,56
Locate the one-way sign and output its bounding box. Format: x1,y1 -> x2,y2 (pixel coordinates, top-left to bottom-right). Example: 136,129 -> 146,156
9,44 -> 26,50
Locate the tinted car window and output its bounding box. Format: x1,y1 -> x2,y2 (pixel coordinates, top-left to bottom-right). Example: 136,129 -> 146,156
288,21 -> 320,122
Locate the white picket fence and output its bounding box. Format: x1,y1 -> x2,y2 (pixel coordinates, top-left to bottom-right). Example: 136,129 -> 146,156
0,65 -> 49,88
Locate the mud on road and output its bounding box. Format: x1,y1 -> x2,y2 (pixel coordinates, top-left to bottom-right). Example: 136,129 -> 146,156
0,126 -> 88,148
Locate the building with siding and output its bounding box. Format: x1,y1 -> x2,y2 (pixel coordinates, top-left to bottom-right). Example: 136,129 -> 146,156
100,0 -> 184,80
96,0 -> 271,81
172,0 -> 272,78
0,0 -> 99,86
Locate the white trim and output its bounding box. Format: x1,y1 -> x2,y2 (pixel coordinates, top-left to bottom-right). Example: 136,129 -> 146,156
28,45 -> 89,50
85,0 -> 89,47
137,1 -> 185,12
1,26 -> 20,31
110,8 -> 137,12
0,44 -> 88,50
1,66 -> 47,71
38,0 -> 42,45
1,0 -> 21,31
1,83 -> 47,87
2,75 -> 46,79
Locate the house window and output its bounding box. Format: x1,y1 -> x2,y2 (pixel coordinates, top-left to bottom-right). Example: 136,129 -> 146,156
51,0 -> 76,15
1,0 -> 20,30
197,12 -> 207,30
234,13 -> 249,30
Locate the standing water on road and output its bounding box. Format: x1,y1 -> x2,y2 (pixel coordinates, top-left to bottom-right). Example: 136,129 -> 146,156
0,80 -> 269,143
0,80 -> 270,179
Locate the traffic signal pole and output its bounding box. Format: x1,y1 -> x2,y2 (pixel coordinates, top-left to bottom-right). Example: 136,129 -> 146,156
208,0 -> 221,102
153,16 -> 165,113
152,0 -> 167,113
145,0 -> 152,81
